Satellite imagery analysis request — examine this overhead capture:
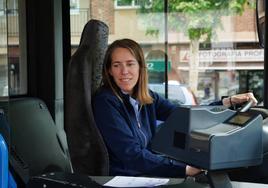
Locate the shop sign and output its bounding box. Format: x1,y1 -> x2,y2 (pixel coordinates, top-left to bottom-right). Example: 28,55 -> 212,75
180,49 -> 264,62
146,59 -> 171,72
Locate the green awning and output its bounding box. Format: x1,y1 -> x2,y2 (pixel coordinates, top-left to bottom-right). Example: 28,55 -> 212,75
146,60 -> 171,72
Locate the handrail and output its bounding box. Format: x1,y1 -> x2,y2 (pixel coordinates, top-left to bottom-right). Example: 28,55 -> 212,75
0,134 -> 8,188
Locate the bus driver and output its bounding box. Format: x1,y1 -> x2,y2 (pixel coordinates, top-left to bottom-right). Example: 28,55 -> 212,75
93,38 -> 257,178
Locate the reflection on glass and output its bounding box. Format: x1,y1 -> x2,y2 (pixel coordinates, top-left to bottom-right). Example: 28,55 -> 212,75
227,114 -> 251,126
7,0 -> 24,96
70,0 -> 264,105
0,0 -> 8,96
0,0 -> 24,96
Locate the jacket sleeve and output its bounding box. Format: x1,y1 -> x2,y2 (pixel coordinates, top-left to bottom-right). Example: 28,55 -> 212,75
93,94 -> 186,178
209,96 -> 227,106
150,91 -> 177,122
209,100 -> 223,105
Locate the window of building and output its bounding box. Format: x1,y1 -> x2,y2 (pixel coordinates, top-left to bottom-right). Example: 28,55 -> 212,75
7,0 -> 17,14
0,0 -> 5,16
0,0 -> 25,96
114,0 -> 146,9
70,0 -> 79,9
0,0 -> 8,96
70,0 -> 80,15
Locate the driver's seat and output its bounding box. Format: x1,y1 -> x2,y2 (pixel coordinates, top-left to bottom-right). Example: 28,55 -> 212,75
65,19 -> 109,175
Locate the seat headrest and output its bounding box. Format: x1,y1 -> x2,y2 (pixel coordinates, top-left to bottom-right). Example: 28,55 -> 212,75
70,19 -> 109,93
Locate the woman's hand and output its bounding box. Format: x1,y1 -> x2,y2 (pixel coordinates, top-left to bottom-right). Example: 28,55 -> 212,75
186,165 -> 202,176
222,92 -> 258,108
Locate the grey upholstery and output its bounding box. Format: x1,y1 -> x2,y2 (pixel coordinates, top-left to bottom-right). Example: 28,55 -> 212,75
65,19 -> 109,175
0,98 -> 73,184
249,107 -> 268,152
263,118 -> 268,153
228,108 -> 268,183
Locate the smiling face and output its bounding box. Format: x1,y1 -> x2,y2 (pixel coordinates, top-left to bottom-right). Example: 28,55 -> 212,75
109,47 -> 140,95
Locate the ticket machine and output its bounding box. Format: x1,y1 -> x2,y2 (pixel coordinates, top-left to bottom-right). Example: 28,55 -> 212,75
151,105 -> 263,188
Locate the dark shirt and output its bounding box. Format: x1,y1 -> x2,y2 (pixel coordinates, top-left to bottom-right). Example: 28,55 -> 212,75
93,87 -> 187,177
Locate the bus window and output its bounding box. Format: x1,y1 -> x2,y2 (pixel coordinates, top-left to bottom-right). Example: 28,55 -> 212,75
69,0 -> 264,105
0,0 -> 8,96
0,0 -> 26,96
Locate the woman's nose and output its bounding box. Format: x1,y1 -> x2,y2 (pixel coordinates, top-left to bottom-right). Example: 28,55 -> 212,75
121,65 -> 128,74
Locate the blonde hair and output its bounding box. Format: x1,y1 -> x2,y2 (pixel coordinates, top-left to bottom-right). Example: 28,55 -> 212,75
102,39 -> 153,105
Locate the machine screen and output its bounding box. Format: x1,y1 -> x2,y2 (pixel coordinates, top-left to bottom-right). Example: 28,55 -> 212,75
225,113 -> 251,126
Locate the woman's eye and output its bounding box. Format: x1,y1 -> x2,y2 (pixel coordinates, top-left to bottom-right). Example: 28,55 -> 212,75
112,64 -> 119,68
128,62 -> 136,66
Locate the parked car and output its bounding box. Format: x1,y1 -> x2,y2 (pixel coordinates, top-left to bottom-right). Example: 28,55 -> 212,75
149,81 -> 196,105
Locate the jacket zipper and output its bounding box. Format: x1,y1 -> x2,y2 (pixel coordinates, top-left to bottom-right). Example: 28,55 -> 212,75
138,128 -> 147,147
131,100 -> 147,147
135,111 -> 147,146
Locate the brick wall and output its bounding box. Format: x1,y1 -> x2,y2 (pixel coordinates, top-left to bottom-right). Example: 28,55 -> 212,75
90,0 -> 114,34
234,8 -> 255,32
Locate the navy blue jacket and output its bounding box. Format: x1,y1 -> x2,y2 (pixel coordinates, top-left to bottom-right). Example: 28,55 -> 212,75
93,87 -> 187,177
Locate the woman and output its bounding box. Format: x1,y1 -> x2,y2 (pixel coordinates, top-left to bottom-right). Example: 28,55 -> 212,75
92,38 -> 257,178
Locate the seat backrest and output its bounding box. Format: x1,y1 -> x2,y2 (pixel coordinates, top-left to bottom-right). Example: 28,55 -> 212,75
0,98 -> 73,184
65,19 -> 109,175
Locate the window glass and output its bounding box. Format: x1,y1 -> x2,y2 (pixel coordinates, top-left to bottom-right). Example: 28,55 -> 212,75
70,0 -> 90,47
70,0 -> 264,105
0,0 -> 8,96
70,0 -> 80,9
115,0 -> 144,8
7,0 -> 24,96
165,1 -> 262,105
0,0 -> 24,96
117,0 -> 132,7
70,0 -> 80,15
